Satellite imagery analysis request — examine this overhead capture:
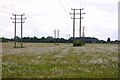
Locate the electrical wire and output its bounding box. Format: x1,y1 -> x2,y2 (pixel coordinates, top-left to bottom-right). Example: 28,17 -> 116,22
0,9 -> 12,14
0,6 -> 14,13
65,0 -> 72,8
0,6 -> 22,16
0,7 -> 13,19
57,0 -> 71,17
0,10 -> 12,21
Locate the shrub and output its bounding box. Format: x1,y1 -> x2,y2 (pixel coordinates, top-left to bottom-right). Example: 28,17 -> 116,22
73,40 -> 85,47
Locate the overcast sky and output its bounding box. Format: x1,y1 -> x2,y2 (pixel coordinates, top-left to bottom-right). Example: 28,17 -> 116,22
0,0 -> 119,40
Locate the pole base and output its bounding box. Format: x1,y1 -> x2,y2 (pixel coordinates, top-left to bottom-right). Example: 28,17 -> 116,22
13,46 -> 25,48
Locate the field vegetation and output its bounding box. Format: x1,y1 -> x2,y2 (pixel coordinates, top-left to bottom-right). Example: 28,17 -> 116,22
2,42 -> 118,78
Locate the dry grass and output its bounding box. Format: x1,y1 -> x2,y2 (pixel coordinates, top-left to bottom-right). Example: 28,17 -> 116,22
2,42 -> 118,78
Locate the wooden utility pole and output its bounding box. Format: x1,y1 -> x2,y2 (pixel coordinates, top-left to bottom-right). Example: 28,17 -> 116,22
54,29 -> 56,44
11,14 -> 26,48
79,8 -> 85,37
20,14 -> 26,48
14,14 -> 17,48
82,26 -> 85,37
70,8 -> 75,39
80,9 -> 82,37
54,29 -> 60,45
70,8 -> 85,38
57,30 -> 59,45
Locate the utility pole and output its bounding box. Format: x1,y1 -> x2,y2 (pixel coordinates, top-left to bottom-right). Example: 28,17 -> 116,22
57,30 -> 59,45
79,8 -> 85,37
70,8 -> 85,38
82,26 -> 85,37
14,14 -> 16,48
11,14 -> 26,48
70,8 -> 75,39
54,29 -> 56,45
54,29 -> 60,45
20,14 -> 26,48
80,9 -> 81,37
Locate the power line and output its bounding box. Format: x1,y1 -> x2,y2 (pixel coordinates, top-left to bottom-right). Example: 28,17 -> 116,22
80,0 -> 85,8
65,0 -> 72,8
0,9 -> 13,14
0,6 -> 14,13
83,0 -> 86,9
0,5 -> 21,14
0,6 -> 19,19
57,0 -> 71,17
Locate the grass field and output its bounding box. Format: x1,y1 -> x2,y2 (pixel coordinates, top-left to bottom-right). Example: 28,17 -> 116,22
1,42 -> 118,78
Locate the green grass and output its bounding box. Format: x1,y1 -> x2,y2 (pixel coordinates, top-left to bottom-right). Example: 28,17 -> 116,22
2,42 -> 118,78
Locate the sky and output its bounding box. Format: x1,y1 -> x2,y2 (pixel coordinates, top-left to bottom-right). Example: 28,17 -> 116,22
0,0 -> 119,41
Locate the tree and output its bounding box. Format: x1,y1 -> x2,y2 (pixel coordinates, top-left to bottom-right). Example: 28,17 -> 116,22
46,36 -> 53,42
73,40 -> 85,47
34,36 -> 38,39
41,37 -> 46,40
40,37 -> 46,42
107,37 -> 111,43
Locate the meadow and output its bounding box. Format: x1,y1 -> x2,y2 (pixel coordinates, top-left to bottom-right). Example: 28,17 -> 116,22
1,42 -> 118,78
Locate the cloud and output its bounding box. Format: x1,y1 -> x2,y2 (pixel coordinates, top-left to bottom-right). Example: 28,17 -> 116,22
0,0 -> 119,40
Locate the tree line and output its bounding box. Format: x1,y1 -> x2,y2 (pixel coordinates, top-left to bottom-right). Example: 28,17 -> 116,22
0,36 -> 119,44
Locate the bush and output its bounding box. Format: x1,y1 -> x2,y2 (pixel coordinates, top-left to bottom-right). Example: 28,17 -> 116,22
73,40 -> 85,47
